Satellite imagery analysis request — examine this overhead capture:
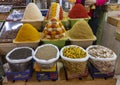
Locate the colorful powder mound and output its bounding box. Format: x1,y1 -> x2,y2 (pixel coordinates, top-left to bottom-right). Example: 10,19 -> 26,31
43,18 -> 66,39
21,3 -> 44,21
46,2 -> 63,20
68,3 -> 89,18
14,24 -> 40,42
69,19 -> 94,39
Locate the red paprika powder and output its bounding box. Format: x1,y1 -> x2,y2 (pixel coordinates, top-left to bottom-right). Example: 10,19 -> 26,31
68,3 -> 89,18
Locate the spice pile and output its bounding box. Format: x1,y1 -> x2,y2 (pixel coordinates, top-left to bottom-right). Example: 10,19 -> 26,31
63,46 -> 86,59
87,45 -> 117,73
68,3 -> 89,18
8,48 -> 32,60
35,45 -> 57,60
14,24 -> 40,42
43,18 -> 66,39
21,3 -> 44,21
46,2 -> 63,20
68,19 -> 94,39
88,45 -> 114,58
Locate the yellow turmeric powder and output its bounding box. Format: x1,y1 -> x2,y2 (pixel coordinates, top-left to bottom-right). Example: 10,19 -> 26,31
69,19 -> 94,39
14,24 -> 40,42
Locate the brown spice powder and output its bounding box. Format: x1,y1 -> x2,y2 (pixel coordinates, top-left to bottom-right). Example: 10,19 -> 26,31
35,45 -> 57,60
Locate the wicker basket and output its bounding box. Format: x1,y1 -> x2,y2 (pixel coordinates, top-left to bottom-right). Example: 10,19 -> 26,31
69,35 -> 96,48
0,41 -> 39,55
21,21 -> 43,31
13,41 -> 40,49
0,43 -> 17,55
60,45 -> 89,74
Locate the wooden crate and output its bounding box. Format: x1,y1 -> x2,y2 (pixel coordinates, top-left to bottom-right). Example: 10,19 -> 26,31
107,16 -> 120,27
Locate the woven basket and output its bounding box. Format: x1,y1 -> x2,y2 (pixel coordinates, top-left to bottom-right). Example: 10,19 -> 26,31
69,35 -> 96,48
0,41 -> 39,55
21,21 -> 42,31
0,43 -> 17,55
60,45 -> 89,74
63,60 -> 87,74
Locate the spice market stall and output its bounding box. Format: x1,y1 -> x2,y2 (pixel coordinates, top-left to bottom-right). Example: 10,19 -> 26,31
0,1 -> 118,85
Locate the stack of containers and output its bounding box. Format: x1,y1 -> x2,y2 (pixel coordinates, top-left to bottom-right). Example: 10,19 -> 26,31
33,44 -> 59,81
60,45 -> 89,79
5,47 -> 34,81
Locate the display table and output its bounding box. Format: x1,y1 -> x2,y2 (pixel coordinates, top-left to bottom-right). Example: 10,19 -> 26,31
2,62 -> 116,85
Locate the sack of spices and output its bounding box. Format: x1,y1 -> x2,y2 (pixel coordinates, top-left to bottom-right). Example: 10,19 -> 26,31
33,44 -> 59,70
86,45 -> 117,74
6,47 -> 34,72
60,45 -> 89,74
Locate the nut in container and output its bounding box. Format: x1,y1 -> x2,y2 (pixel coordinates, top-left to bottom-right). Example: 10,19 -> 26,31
86,45 -> 117,74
